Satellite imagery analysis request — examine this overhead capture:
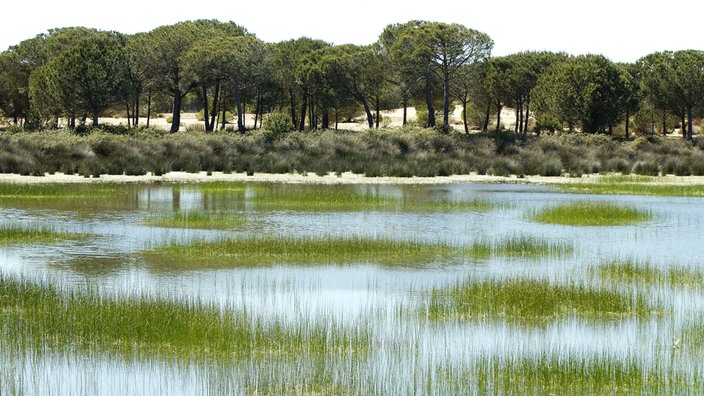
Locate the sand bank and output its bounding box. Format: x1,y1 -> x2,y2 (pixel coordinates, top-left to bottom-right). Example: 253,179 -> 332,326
2,171 -> 704,186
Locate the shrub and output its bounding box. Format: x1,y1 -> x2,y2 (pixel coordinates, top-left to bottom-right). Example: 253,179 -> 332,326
535,115 -> 561,135
263,112 -> 295,140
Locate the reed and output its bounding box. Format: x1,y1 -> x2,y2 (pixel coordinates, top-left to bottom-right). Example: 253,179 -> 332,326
448,354 -> 693,394
140,236 -> 461,269
427,277 -> 651,321
139,235 -> 568,270
241,184 -> 498,212
560,175 -> 704,197
0,182 -> 128,199
0,224 -> 84,245
0,277 -> 366,362
529,201 -> 652,226
596,259 -> 704,288
142,210 -> 248,230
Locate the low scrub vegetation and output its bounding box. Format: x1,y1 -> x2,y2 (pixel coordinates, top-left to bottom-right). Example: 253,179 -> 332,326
1,127 -> 704,178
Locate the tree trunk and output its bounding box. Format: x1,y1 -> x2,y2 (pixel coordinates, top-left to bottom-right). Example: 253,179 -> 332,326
687,106 -> 694,140
322,108 -> 329,129
299,92 -> 307,131
254,90 -> 262,130
443,73 -> 450,125
289,89 -> 298,129
221,93 -> 227,130
523,101 -> 530,135
375,94 -> 380,129
146,89 -> 152,128
424,77 -> 435,128
171,87 -> 182,133
209,82 -> 220,132
402,97 -> 408,126
625,110 -> 630,139
235,78 -> 245,133
495,103 -> 502,131
681,113 -> 686,139
126,103 -> 131,129
202,85 -> 211,132
483,101 -> 491,131
134,95 -> 139,127
462,100 -> 469,134
515,101 -> 521,134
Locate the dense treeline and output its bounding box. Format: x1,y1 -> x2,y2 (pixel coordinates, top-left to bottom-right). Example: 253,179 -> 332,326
1,19 -> 703,140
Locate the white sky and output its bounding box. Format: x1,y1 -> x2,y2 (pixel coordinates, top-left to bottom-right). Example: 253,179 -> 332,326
2,0 -> 702,63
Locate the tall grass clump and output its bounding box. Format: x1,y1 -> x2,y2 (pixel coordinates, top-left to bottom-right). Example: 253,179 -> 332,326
595,259 -> 704,288
244,184 -> 499,212
140,236 -> 462,269
448,354 -> 693,394
529,201 -> 652,226
490,236 -> 572,258
0,224 -> 84,245
561,175 -> 704,197
142,210 -> 248,230
0,277 -> 366,361
139,235 -> 567,270
427,277 -> 651,321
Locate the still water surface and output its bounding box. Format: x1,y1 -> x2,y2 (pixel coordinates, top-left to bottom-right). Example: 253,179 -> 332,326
1,182 -> 703,394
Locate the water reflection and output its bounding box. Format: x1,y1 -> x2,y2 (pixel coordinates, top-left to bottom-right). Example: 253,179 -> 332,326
1,182 -> 704,394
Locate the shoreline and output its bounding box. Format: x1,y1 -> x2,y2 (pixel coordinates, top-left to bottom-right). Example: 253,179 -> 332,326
2,171 -> 704,186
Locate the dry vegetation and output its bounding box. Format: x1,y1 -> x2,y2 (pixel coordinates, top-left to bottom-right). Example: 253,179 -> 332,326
1,126 -> 703,178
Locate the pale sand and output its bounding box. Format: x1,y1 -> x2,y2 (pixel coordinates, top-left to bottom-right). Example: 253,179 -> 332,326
2,171 -> 704,186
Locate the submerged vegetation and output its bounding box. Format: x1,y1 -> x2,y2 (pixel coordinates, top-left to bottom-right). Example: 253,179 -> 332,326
529,201 -> 653,226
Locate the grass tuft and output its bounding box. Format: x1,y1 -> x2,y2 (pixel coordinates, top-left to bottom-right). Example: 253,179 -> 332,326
529,201 -> 652,226
142,210 -> 248,230
0,224 -> 85,245
0,277 -> 366,361
139,235 -> 570,270
595,259 -> 704,288
560,175 -> 704,197
427,277 -> 652,321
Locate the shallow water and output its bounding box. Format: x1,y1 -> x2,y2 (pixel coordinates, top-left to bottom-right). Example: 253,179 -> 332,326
2,182 -> 704,394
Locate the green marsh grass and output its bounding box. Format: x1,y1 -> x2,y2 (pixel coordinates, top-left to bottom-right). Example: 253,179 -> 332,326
561,175 -> 704,197
0,277 -> 367,361
0,182 -> 128,199
428,278 -> 651,321
445,354 -> 694,394
0,182 -> 137,211
142,210 -> 248,230
596,259 -> 704,288
238,184 -> 498,212
529,201 -> 652,226
139,235 -> 571,270
0,224 -> 84,245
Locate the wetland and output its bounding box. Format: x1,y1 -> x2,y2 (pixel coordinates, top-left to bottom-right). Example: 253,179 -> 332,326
1,178 -> 704,394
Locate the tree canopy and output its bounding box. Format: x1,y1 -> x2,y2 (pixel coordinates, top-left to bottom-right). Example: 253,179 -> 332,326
1,19 -> 703,141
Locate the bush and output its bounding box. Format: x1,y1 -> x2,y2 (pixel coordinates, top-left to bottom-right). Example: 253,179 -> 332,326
535,115 -> 561,135
263,112 -> 295,140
